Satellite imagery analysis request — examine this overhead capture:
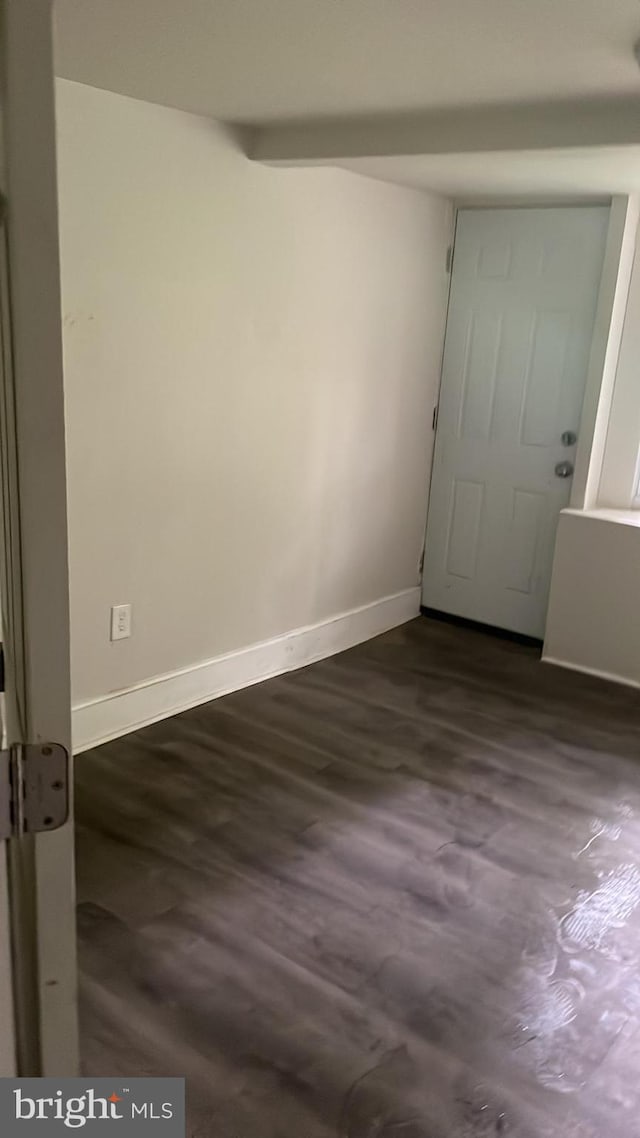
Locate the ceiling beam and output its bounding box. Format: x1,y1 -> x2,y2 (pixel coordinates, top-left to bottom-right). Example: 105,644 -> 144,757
251,97 -> 640,165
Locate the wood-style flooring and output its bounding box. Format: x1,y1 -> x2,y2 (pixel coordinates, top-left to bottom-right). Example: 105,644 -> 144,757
76,616 -> 640,1137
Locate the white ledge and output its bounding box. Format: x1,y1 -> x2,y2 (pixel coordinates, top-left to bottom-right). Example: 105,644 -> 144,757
562,506 -> 640,528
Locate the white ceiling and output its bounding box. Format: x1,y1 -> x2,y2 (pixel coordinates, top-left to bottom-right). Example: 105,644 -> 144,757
336,147 -> 640,200
54,0 -> 640,124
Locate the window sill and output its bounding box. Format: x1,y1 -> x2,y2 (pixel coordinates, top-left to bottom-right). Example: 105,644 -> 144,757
562,506 -> 640,528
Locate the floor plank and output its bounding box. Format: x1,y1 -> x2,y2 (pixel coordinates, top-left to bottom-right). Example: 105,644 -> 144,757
76,616 -> 640,1137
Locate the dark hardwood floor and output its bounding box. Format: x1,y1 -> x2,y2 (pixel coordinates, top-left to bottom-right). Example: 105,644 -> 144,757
76,616 -> 640,1137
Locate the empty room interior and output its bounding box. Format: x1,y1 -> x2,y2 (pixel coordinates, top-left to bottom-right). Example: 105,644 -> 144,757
49,1 -> 640,1134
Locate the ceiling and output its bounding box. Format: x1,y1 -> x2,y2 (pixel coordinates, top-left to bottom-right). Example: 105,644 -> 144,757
336,147 -> 640,200
54,0 -> 640,124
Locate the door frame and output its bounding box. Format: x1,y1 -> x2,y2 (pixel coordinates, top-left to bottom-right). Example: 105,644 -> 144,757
0,0 -> 78,1076
421,196 -> 638,633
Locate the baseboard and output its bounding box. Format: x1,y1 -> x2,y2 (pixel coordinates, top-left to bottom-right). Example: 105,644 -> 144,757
72,587 -> 421,754
542,654 -> 640,690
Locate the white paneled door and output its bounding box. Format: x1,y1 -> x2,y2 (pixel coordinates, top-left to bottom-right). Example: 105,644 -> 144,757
422,206 -> 608,639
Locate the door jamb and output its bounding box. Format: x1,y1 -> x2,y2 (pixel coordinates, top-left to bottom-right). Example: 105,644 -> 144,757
418,205 -> 458,588
0,0 -> 78,1077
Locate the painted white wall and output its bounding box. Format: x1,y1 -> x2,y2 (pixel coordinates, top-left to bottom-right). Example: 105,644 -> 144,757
544,511 -> 640,687
572,195 -> 638,510
598,219 -> 640,508
55,79 -> 452,710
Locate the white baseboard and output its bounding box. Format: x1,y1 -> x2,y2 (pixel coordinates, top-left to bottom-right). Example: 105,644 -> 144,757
542,654 -> 640,690
72,587 -> 421,753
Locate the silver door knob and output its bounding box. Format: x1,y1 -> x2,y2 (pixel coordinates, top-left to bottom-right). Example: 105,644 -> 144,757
555,460 -> 574,478
561,430 -> 577,446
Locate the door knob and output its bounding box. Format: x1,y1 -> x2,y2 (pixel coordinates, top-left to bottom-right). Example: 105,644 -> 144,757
561,430 -> 577,446
555,460 -> 574,478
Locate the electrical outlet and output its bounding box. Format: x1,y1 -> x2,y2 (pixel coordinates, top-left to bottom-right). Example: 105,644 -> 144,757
110,603 -> 132,641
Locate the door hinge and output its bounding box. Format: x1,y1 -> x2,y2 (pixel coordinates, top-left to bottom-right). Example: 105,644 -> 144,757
0,743 -> 69,841
432,403 -> 439,431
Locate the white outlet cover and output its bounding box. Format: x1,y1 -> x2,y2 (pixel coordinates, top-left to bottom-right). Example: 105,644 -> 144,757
110,603 -> 132,641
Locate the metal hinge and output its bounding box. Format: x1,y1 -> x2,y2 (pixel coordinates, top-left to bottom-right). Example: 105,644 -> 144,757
0,743 -> 69,840
432,403 -> 439,431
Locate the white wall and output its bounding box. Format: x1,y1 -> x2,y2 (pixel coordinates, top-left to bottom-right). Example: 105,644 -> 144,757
544,511 -> 640,687
55,80 -> 452,724
571,195 -> 638,510
598,217 -> 640,507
